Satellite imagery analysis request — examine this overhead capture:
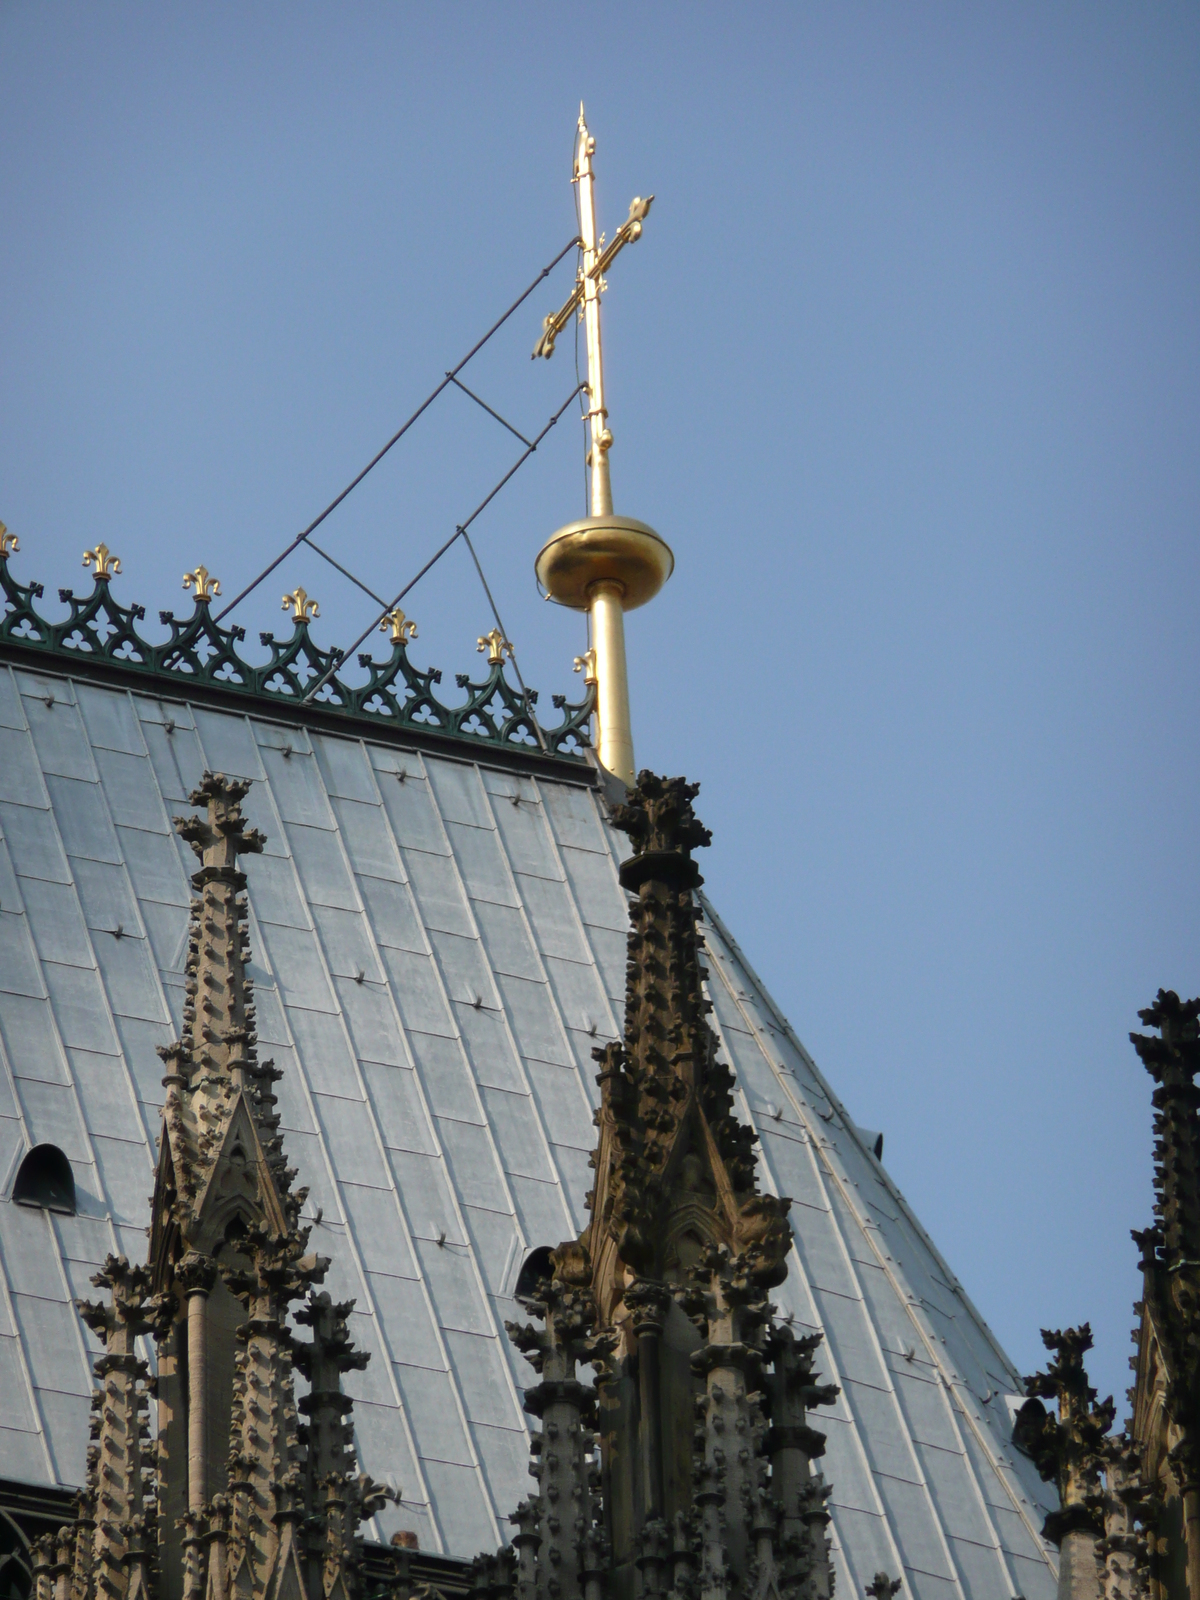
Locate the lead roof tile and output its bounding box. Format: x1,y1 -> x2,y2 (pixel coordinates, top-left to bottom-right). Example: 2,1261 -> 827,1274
259,748 -> 336,831
41,962 -> 123,1052
1,800 -> 72,883
311,1094 -> 392,1190
258,923 -> 337,1011
459,1204 -> 520,1298
442,1327 -> 524,1431
340,1184 -> 420,1277
312,735 -> 379,804
478,1086 -> 557,1185
473,899 -> 541,981
22,696 -> 95,782
384,952 -> 455,1038
418,1457 -> 498,1558
540,783 -> 608,853
359,876 -> 427,954
403,1034 -> 478,1125
32,1386 -> 89,1486
76,685 -> 145,756
435,1116 -> 511,1214
494,972 -> 572,1068
67,1049 -> 144,1143
443,820 -> 516,908
90,748 -> 169,831
332,796 -> 405,880
505,1171 -> 574,1250
425,762 -> 495,831
192,709 -> 265,780
454,1003 -> 525,1094
360,1062 -> 437,1156
541,952 -> 615,1042
0,727 -> 49,807
43,775 -> 121,864
288,823 -> 358,909
387,1147 -> 467,1248
490,798 -> 560,880
403,849 -> 475,938
377,767 -> 449,856
361,1273 -> 443,1370
0,668 -> 27,728
334,977 -> 406,1065
8,1077 -> 89,1162
0,909 -> 48,1001
411,1235 -> 492,1337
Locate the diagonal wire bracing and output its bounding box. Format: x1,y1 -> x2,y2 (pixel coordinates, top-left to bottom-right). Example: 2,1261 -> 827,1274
210,233 -> 581,627
299,381 -> 585,709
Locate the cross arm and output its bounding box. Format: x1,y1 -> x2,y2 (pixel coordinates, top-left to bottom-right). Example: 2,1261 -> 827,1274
532,194 -> 654,360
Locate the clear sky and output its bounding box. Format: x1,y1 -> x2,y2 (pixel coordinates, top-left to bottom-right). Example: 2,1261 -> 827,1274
2,3 -> 1197,1411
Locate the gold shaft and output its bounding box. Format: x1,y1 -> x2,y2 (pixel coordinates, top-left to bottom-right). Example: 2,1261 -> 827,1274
576,112 -> 613,518
590,579 -> 634,786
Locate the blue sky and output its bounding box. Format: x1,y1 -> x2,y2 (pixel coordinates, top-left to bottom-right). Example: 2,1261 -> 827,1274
2,3 -> 1197,1409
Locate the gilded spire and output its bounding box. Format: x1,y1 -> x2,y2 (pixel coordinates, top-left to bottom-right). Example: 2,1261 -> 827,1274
534,113 -> 672,787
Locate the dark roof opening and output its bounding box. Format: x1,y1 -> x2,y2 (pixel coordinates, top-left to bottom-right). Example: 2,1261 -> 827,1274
12,1145 -> 76,1215
514,1245 -> 555,1302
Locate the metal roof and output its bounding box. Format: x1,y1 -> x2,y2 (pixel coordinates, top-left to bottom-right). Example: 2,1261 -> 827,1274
0,660 -> 1058,1600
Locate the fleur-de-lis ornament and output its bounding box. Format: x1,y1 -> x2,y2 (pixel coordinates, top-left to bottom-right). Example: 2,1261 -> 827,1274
477,628 -> 513,666
282,587 -> 319,622
381,608 -> 417,645
182,566 -> 221,602
83,544 -> 121,579
573,647 -> 598,685
0,522 -> 17,558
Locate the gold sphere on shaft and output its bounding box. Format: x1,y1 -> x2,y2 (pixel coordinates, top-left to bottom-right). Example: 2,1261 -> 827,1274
535,516 -> 674,612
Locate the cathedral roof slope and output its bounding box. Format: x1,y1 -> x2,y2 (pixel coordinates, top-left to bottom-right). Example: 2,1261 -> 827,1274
0,655 -> 1058,1600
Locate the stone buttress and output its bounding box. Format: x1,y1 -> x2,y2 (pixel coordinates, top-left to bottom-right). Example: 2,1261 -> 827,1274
31,774 -> 388,1600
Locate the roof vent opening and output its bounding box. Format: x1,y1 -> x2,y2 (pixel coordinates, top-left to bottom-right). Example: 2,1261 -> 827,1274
12,1144 -> 76,1215
514,1245 -> 555,1302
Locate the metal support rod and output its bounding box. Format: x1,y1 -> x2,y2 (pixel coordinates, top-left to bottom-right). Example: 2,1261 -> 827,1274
575,120 -> 613,520
589,579 -> 634,786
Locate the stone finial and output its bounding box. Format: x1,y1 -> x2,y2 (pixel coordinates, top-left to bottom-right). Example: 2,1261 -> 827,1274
174,772 -> 265,868
1015,1325 -> 1115,1545
865,1575 -> 902,1600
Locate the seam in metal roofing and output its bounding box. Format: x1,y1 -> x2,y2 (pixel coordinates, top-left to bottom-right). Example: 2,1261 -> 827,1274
0,662 -> 1058,1600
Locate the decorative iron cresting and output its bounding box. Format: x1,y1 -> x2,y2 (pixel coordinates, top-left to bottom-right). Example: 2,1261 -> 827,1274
0,540 -> 595,760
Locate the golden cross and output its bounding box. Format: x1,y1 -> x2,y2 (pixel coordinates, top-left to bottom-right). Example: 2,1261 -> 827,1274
533,106 -> 652,518
381,607 -> 418,645
183,566 -> 221,602
83,543 -> 121,579
282,587 -> 319,622
477,628 -> 513,666
0,523 -> 17,558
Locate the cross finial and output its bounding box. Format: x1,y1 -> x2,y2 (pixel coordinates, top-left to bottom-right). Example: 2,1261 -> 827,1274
0,523 -> 17,558
477,628 -> 513,667
532,113 -> 671,790
532,109 -> 653,520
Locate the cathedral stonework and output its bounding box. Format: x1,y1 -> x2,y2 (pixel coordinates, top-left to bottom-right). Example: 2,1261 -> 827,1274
30,772 -> 848,1600
31,775 -> 389,1600
1014,995 -> 1200,1600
